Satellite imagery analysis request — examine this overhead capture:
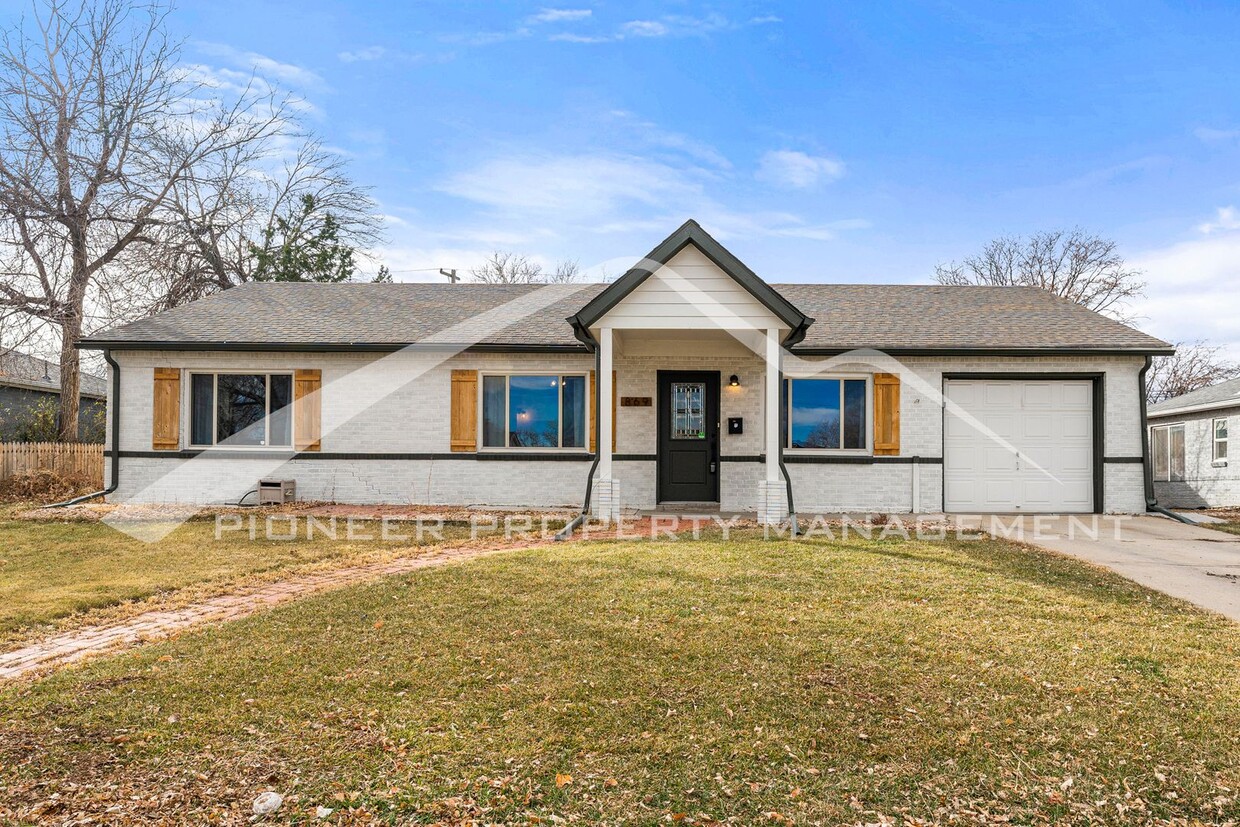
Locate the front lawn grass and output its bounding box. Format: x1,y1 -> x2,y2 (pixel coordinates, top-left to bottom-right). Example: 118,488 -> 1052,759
0,510 -> 469,647
2,534 -> 1239,824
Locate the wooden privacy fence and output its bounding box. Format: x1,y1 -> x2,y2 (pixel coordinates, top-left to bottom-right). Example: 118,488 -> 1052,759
0,442 -> 104,485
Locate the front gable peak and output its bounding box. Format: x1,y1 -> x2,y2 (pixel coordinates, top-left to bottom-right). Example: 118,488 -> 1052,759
567,220 -> 812,345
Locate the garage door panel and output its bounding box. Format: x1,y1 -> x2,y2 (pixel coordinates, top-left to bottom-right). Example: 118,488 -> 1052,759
1022,414 -> 1053,439
1023,383 -> 1053,407
983,446 -> 1017,472
1061,383 -> 1092,408
1059,414 -> 1092,440
944,379 -> 1094,513
984,383 -> 1017,406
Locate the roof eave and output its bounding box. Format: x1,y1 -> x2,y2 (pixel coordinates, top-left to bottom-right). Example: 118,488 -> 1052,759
1148,398 -> 1240,418
77,340 -> 592,354
788,345 -> 1176,357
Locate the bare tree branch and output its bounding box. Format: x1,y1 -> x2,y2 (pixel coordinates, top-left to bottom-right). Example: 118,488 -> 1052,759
470,251 -> 581,284
1147,341 -> 1240,404
934,228 -> 1146,324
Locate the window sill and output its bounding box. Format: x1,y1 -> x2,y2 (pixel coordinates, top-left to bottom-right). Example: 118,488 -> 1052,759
784,450 -> 873,457
189,445 -> 295,451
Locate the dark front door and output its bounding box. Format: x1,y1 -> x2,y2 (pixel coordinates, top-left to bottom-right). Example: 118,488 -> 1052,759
657,371 -> 720,503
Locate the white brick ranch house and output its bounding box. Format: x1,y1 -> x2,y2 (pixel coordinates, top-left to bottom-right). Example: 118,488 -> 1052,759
81,220 -> 1173,523
1147,377 -> 1240,508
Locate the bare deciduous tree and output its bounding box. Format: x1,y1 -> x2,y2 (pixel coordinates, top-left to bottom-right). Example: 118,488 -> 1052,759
470,251 -> 581,284
136,138 -> 383,310
1147,341 -> 1240,404
0,0 -> 290,439
934,229 -> 1146,323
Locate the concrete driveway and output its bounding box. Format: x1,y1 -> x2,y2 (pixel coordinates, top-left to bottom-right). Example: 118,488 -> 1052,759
981,515 -> 1240,621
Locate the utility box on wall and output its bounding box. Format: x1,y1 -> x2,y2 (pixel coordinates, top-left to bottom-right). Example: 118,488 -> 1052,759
258,479 -> 296,505
727,417 -> 744,435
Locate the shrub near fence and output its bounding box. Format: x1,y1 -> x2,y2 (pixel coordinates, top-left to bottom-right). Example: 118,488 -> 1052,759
0,442 -> 104,487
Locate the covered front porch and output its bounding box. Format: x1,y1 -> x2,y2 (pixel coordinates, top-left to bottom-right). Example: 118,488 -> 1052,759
564,223 -> 812,525
591,326 -> 790,524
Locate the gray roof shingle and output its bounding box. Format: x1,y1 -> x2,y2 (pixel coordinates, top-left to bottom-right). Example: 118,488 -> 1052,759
0,350 -> 107,397
79,280 -> 1172,354
1148,377 -> 1240,416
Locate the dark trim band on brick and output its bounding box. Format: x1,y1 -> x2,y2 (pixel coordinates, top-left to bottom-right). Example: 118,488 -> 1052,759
782,455 -> 944,464
1103,456 -> 1146,463
107,450 -> 596,461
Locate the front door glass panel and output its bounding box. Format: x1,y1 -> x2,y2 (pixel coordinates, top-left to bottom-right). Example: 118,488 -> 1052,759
671,382 -> 706,440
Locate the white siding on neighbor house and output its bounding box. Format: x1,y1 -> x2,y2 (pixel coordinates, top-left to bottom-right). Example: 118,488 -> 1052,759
106,347 -> 1150,514
598,245 -> 784,331
1151,407 -> 1240,508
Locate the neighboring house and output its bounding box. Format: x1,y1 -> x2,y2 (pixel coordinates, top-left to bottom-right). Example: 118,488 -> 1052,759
1147,377 -> 1240,509
79,220 -> 1173,521
0,350 -> 107,442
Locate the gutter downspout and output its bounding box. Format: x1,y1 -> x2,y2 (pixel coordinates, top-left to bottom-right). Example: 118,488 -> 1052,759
556,321 -> 600,541
1139,354 -> 1192,525
777,369 -> 797,536
43,349 -> 120,508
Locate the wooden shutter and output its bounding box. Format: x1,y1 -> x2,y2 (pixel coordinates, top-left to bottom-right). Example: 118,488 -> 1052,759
588,370 -> 617,453
873,373 -> 900,456
589,371 -> 597,452
450,369 -> 477,452
294,369 -> 322,452
151,368 -> 180,450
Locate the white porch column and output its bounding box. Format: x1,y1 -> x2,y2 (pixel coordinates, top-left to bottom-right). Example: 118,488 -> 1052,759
764,328 -> 781,483
596,327 -> 620,521
758,327 -> 788,525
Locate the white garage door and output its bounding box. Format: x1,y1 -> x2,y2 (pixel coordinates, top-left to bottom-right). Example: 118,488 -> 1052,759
944,379 -> 1094,513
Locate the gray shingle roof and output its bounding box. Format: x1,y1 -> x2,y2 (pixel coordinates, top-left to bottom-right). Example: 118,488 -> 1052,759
79,280 -> 1172,354
0,349 -> 107,397
1148,377 -> 1240,416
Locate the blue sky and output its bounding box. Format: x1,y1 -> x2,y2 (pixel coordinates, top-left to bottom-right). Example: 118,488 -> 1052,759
11,0 -> 1240,354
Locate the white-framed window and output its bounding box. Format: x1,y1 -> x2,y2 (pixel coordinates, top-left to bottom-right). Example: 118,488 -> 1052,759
1214,417 -> 1229,462
784,376 -> 870,451
480,373 -> 588,449
188,372 -> 294,448
1150,423 -> 1186,482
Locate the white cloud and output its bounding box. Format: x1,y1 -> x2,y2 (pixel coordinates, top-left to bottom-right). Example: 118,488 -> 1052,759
438,153 -> 701,218
528,8 -> 592,23
549,32 -> 616,43
1197,205 -> 1240,234
196,42 -> 324,89
1131,233 -> 1240,359
621,20 -> 669,37
541,10 -> 779,44
756,150 -> 846,189
1194,126 -> 1240,143
434,151 -> 867,246
607,110 -> 731,169
338,46 -> 386,63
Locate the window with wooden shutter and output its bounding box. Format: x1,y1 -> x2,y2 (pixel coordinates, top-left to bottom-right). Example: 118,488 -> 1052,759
450,369 -> 478,452
152,368 -> 180,450
873,372 -> 900,456
587,371 -> 617,453
294,369 -> 322,452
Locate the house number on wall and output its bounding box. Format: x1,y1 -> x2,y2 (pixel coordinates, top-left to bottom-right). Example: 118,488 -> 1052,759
621,396 -> 652,407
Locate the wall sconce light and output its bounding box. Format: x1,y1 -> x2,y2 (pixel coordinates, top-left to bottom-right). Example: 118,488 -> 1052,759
729,374 -> 740,387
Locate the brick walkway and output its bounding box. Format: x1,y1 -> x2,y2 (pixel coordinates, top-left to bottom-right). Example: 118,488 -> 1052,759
0,541 -> 532,681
